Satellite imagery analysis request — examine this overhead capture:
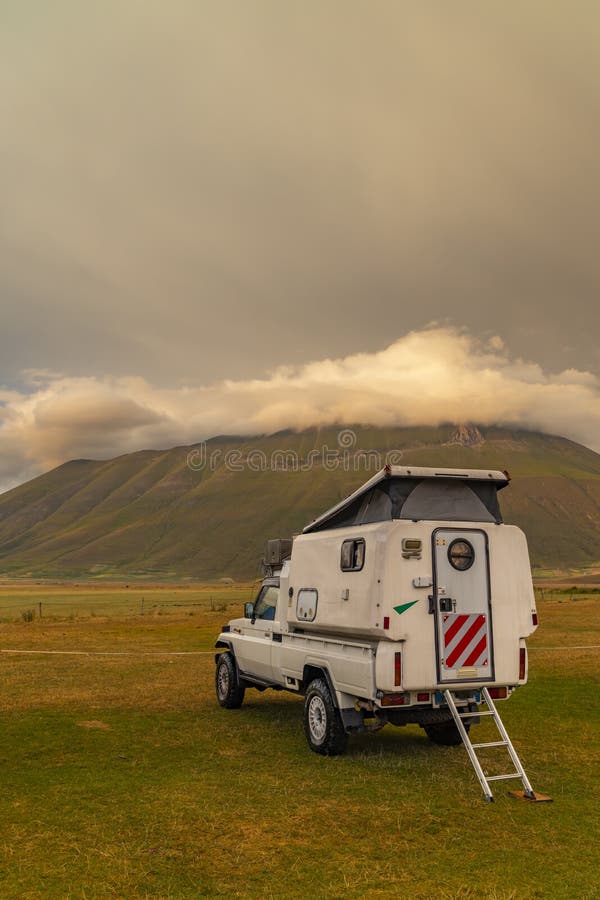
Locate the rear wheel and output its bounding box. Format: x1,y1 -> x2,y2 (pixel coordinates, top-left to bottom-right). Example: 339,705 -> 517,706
303,678 -> 348,756
215,652 -> 245,709
424,720 -> 469,746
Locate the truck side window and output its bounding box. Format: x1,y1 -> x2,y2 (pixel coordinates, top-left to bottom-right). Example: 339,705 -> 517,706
254,585 -> 278,621
341,538 -> 365,572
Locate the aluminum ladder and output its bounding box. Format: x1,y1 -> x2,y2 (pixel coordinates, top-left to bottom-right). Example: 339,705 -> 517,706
444,687 -> 537,802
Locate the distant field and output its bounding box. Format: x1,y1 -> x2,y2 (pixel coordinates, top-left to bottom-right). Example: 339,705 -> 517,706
0,581 -> 256,624
0,584 -> 598,898
0,578 -> 597,625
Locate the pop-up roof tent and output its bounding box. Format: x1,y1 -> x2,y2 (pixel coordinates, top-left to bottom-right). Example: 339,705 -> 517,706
303,466 -> 510,533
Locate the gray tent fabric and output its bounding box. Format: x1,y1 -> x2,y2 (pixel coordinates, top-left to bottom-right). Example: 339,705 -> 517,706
307,476 -> 503,531
356,486 -> 393,524
399,479 -> 496,523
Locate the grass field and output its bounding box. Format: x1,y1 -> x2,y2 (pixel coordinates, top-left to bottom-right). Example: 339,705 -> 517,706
0,583 -> 598,898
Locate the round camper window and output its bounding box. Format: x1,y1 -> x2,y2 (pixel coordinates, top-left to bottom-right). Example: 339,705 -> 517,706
448,539 -> 475,571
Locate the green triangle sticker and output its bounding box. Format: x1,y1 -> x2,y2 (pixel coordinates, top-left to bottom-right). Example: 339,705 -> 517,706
393,600 -> 419,616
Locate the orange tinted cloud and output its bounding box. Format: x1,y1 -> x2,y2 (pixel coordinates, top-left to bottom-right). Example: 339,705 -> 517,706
1,326 -> 598,489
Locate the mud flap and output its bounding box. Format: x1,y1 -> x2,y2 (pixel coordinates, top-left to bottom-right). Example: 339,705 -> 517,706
339,707 -> 364,733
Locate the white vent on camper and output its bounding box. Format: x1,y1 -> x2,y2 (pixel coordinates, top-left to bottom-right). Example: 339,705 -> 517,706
402,538 -> 422,559
296,589 -> 318,622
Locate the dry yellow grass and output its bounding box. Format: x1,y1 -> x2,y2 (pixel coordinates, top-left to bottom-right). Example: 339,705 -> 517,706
0,584 -> 597,898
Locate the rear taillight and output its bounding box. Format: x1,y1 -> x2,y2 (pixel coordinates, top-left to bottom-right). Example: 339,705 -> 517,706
394,651 -> 402,686
532,612 -> 538,626
519,647 -> 527,680
381,693 -> 406,707
417,692 -> 430,702
383,616 -> 390,630
488,687 -> 508,700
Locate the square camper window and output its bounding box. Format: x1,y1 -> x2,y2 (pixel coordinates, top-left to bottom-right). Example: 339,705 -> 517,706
341,538 -> 365,572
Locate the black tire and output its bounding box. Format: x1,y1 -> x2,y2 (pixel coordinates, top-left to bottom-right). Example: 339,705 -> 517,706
215,652 -> 245,709
303,678 -> 348,756
424,720 -> 470,746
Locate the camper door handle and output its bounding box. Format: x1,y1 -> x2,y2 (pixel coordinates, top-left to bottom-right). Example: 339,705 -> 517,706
428,595 -> 454,614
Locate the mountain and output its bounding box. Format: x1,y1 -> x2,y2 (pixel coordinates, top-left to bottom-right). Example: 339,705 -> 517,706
0,425 -> 599,579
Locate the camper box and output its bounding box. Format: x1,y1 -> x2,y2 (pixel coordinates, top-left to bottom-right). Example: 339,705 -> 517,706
283,466 -> 537,689
216,465 -> 543,797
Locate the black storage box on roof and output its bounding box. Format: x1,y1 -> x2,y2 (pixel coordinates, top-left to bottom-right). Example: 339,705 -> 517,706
264,539 -> 293,567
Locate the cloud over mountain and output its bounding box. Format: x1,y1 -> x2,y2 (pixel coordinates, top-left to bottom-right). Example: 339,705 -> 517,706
1,326 -> 599,491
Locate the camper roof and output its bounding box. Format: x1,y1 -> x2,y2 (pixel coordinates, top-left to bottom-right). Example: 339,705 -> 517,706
303,466 -> 509,533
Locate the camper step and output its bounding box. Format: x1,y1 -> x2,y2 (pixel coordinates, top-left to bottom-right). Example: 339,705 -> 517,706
471,741 -> 508,749
459,710 -> 495,718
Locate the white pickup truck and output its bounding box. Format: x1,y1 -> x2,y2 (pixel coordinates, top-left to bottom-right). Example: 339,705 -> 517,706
215,466 -> 538,761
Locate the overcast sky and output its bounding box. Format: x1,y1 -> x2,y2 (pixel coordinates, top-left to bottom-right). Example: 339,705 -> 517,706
1,2 -> 599,488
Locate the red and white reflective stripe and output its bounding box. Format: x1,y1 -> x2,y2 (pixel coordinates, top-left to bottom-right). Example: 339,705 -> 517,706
443,613 -> 488,669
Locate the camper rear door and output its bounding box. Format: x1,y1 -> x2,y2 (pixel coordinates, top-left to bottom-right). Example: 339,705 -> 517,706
432,528 -> 495,684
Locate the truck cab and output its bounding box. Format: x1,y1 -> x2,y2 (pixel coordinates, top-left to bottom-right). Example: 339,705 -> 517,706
227,577 -> 284,684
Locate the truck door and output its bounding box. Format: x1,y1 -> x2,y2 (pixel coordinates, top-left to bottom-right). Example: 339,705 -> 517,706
432,528 -> 494,684
236,583 -> 280,683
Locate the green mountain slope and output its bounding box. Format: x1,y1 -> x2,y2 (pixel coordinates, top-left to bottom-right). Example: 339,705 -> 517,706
0,425 -> 599,578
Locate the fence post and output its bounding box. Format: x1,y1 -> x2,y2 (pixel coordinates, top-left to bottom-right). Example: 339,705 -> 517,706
38,601 -> 42,619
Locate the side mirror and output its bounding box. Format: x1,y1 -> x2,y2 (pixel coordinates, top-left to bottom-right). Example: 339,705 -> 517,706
244,602 -> 254,620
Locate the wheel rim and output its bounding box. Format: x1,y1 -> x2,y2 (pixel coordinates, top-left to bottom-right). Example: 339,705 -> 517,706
217,663 -> 230,699
308,695 -> 327,743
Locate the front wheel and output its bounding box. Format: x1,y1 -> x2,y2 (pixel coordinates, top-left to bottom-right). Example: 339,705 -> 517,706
303,678 -> 348,756
215,652 -> 245,709
424,720 -> 469,746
